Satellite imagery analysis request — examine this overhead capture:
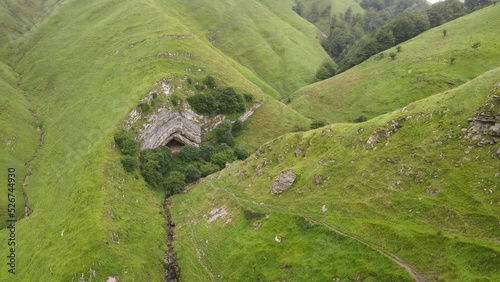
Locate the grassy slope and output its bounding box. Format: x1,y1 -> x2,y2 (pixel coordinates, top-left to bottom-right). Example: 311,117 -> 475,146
166,0 -> 332,96
0,0 -> 330,280
290,5 -> 500,123
172,68 -> 500,281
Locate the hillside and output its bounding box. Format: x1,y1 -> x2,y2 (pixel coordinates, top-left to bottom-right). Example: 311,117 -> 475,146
290,4 -> 500,123
0,0 -> 498,281
0,0 -> 328,281
171,67 -> 500,281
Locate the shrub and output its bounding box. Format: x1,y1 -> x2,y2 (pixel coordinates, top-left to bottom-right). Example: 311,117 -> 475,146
243,93 -> 253,103
214,87 -> 245,114
121,156 -> 137,172
187,93 -> 218,115
139,154 -> 162,188
200,163 -> 220,177
310,120 -> 326,129
184,165 -> 201,183
199,144 -> 216,162
389,52 -> 396,60
315,61 -> 337,81
138,103 -> 151,114
353,115 -> 368,123
211,150 -> 237,169
170,94 -> 181,106
215,143 -> 231,153
234,147 -> 249,160
396,46 -> 401,52
114,131 -> 140,156
203,76 -> 217,89
231,120 -> 244,136
442,29 -> 447,37
163,171 -> 185,195
215,121 -> 235,146
178,145 -> 201,162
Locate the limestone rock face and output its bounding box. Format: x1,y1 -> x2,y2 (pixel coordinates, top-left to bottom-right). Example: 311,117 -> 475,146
272,170 -> 296,194
139,107 -> 206,149
466,85 -> 500,146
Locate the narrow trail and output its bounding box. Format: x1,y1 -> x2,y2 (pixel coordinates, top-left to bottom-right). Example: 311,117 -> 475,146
208,179 -> 426,282
21,89 -> 44,218
163,197 -> 180,282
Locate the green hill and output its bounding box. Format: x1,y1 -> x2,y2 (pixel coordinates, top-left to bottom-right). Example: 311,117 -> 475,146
0,0 -> 498,281
0,0 -> 327,280
172,67 -> 500,281
290,4 -> 500,123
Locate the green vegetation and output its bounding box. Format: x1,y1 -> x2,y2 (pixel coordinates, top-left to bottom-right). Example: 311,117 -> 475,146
172,68 -> 500,281
0,0 -> 498,281
291,5 -> 500,123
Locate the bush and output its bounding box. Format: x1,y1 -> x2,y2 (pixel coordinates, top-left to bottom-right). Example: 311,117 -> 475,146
203,76 -> 217,89
389,52 -> 396,60
163,171 -> 186,195
234,147 -> 249,160
215,121 -> 235,146
231,120 -> 244,136
170,94 -> 181,106
200,163 -> 220,177
184,165 -> 201,183
121,156 -> 137,172
243,93 -> 254,103
138,103 -> 151,114
139,154 -> 163,188
315,61 -> 337,81
353,115 -> 368,123
114,131 -> 140,156
310,120 -> 326,129
214,87 -> 245,114
211,150 -> 237,169
187,93 -> 218,115
216,143 -> 231,153
178,145 -> 201,162
199,144 -> 216,162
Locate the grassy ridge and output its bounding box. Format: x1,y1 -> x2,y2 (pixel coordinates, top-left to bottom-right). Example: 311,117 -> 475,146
165,0 -> 332,96
290,4 -> 500,123
172,68 -> 500,281
0,0 -> 330,280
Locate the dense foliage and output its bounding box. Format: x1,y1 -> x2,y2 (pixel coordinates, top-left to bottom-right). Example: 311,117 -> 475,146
296,0 -> 493,75
187,76 -> 251,115
114,118 -> 249,195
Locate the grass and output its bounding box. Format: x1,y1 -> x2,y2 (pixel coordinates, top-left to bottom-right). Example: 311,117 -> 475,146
171,68 -> 500,281
0,0 -> 498,281
290,4 -> 500,123
0,0 -> 331,280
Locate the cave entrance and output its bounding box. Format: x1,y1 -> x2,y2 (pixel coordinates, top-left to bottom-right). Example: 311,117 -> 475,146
166,138 -> 185,154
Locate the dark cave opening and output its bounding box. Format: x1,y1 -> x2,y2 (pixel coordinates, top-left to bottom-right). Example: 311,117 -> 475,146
166,138 -> 185,153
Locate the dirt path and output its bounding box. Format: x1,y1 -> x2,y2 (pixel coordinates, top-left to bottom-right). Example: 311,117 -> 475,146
208,180 -> 426,282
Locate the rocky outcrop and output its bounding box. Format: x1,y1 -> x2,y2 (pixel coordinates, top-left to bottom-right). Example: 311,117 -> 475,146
465,84 -> 500,146
139,107 -> 205,149
272,170 -> 296,194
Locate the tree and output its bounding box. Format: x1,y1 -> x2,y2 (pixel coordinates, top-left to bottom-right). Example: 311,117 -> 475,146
214,87 -> 245,114
199,144 -> 216,162
315,61 -> 338,81
163,172 -> 185,195
114,130 -> 140,156
231,120 -> 244,136
310,120 -> 326,129
211,150 -> 237,169
178,145 -> 201,162
234,148 -> 249,160
184,165 -> 201,183
200,163 -> 220,177
121,156 -> 137,172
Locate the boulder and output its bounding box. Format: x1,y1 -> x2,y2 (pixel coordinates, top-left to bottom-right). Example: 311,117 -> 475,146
272,170 -> 296,194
